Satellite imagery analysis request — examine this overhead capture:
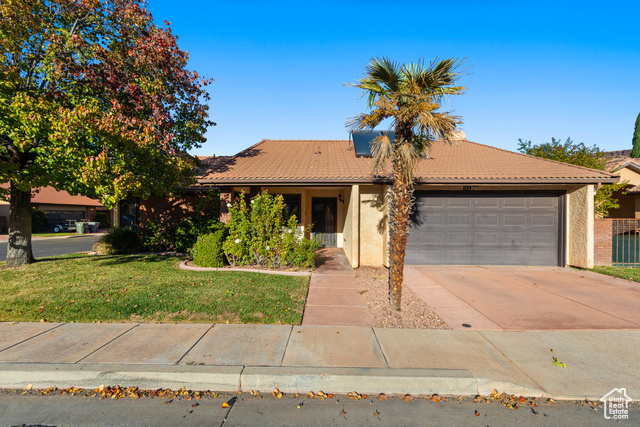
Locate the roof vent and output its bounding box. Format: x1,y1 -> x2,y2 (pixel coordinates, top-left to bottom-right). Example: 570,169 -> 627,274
351,130 -> 394,158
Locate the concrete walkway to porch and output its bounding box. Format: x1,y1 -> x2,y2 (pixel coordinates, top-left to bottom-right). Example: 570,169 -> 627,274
301,248 -> 372,327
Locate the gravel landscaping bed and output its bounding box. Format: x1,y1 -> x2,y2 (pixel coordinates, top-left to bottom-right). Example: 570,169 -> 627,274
354,266 -> 451,329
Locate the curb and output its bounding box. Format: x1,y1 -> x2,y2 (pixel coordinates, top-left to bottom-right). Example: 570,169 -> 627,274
0,364 -> 549,398
178,261 -> 312,276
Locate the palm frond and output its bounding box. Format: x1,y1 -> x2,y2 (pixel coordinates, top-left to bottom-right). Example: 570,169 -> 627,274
415,110 -> 461,140
366,57 -> 401,93
396,142 -> 420,183
370,133 -> 394,175
412,134 -> 432,157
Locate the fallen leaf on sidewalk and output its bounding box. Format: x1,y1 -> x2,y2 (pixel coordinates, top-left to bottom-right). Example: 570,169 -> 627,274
552,357 -> 567,368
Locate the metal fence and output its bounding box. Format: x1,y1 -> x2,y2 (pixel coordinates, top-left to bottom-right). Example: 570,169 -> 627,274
612,219 -> 640,267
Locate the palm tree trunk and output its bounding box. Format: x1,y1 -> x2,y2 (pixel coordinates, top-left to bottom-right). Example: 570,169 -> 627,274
6,181 -> 35,268
388,179 -> 412,311
387,123 -> 414,312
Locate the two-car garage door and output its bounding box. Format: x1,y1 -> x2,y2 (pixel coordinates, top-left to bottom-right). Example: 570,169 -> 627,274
405,192 -> 563,266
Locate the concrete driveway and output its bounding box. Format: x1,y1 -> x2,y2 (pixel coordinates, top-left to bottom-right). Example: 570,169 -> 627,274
404,266 -> 640,331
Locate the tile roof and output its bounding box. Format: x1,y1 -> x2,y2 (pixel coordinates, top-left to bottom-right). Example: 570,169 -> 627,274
0,183 -> 104,207
198,139 -> 618,185
626,185 -> 640,194
605,149 -> 640,172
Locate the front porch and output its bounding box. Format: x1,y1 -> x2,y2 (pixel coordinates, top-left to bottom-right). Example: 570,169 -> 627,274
218,185 -> 389,269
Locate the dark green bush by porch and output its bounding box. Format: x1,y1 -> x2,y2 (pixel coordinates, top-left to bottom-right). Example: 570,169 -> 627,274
141,217 -> 225,253
94,227 -> 142,254
192,227 -> 229,268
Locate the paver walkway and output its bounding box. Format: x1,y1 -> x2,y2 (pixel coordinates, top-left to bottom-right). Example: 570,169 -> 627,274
301,248 -> 372,326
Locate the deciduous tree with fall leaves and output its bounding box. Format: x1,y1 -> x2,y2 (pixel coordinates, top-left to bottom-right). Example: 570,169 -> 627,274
0,0 -> 214,267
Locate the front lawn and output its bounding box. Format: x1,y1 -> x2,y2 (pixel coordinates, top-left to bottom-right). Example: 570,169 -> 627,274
0,255 -> 309,324
591,265 -> 640,283
32,232 -> 76,238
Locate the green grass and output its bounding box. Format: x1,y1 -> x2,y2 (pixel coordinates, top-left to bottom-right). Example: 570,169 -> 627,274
591,265 -> 640,283
0,254 -> 309,324
32,232 -> 76,238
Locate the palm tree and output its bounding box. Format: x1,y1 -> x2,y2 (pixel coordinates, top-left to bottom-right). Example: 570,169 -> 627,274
347,57 -> 465,311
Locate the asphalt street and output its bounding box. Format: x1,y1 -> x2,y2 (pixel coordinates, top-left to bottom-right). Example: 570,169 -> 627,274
0,234 -> 102,262
1,392 -> 634,427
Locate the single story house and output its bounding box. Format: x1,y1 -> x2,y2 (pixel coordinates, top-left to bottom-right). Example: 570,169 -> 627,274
605,149 -> 640,218
195,133 -> 617,269
0,184 -> 106,233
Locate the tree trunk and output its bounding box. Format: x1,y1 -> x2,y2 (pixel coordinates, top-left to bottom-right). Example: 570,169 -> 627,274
387,123 -> 414,312
6,181 -> 35,268
388,181 -> 412,311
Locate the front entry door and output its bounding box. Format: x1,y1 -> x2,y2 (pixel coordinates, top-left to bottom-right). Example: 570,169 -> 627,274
312,198 -> 337,247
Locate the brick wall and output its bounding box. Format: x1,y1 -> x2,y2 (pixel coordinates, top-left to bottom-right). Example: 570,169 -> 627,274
594,218 -> 613,265
140,193 -> 219,226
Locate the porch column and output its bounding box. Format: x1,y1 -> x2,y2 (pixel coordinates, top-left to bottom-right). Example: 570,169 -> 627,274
352,184 -> 360,268
567,185 -> 594,268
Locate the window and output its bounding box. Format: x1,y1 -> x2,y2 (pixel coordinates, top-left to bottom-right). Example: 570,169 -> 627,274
281,194 -> 301,223
119,197 -> 139,227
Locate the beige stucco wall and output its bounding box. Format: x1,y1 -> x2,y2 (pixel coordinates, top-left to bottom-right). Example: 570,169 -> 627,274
359,185 -> 388,266
616,167 -> 640,186
342,186 -> 355,267
567,185 -> 594,268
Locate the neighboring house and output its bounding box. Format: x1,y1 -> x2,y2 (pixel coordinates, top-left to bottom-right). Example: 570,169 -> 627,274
196,134 -> 617,269
605,149 -> 640,218
0,184 -> 106,233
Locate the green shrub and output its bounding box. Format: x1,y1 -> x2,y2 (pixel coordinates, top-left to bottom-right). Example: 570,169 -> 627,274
287,237 -> 321,269
95,211 -> 111,229
31,209 -> 48,233
141,216 -> 225,254
95,227 -> 142,254
223,191 -> 319,269
192,227 -> 229,268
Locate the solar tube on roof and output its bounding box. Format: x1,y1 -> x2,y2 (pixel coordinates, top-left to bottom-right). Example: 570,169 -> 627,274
351,130 -> 394,158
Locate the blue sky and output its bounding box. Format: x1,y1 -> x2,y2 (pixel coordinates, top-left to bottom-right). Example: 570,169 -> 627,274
146,0 -> 640,156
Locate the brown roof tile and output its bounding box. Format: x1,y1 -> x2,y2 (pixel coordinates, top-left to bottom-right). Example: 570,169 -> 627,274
0,184 -> 104,207
198,139 -> 618,185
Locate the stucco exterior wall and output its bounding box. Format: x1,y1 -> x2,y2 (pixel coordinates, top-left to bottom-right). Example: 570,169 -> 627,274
342,186 -> 355,267
567,185 -> 595,268
359,185 -> 387,266
616,167 -> 640,186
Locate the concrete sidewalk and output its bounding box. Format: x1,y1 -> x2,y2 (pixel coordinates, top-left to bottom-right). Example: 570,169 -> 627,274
1,322 -> 638,400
